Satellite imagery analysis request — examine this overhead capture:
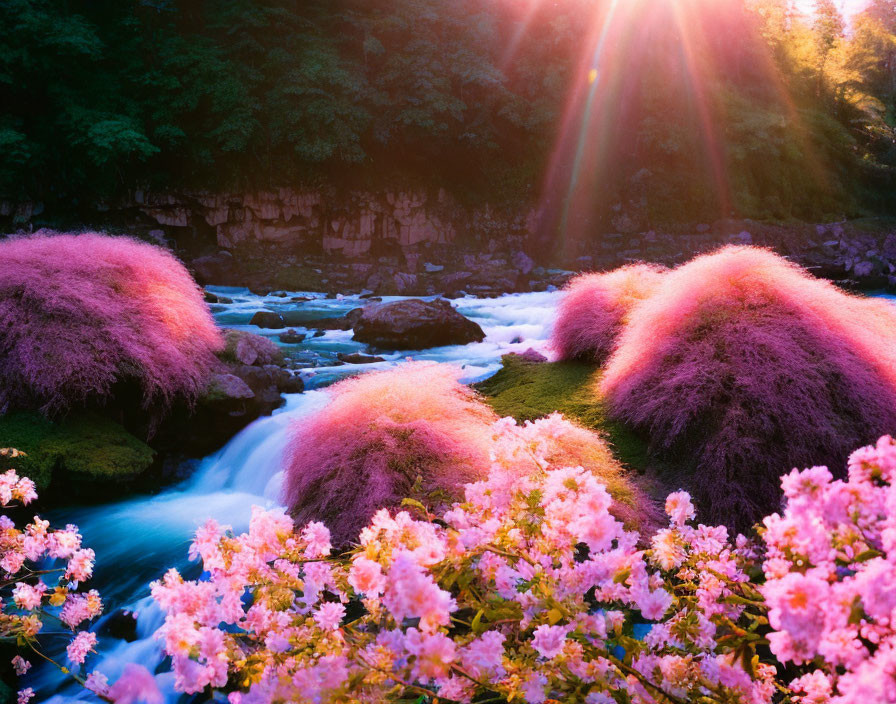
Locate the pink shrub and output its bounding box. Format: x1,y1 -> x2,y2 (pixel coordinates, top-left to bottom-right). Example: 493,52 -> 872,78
599,246 -> 896,529
284,363 -> 497,547
284,362 -> 653,546
0,232 -> 223,416
551,264 -> 666,363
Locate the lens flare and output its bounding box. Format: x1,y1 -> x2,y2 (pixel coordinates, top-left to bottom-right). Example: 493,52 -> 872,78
497,0 -> 832,258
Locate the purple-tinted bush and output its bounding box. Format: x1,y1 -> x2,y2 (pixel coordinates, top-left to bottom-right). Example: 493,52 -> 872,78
599,246 -> 896,529
284,363 -> 497,547
284,362 -> 653,547
551,264 -> 666,363
0,232 -> 223,416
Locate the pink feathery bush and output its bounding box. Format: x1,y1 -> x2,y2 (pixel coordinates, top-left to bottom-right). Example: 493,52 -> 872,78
0,232 -> 223,416
285,363 -> 496,548
284,362 -> 651,547
599,245 -> 896,530
551,263 -> 666,363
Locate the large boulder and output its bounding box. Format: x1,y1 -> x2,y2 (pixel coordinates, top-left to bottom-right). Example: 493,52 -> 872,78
352,299 -> 485,350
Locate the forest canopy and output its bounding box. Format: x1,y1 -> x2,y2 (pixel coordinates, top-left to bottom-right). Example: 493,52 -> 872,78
1,0 -> 895,222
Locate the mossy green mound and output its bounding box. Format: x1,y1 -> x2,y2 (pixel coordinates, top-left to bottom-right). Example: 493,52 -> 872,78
474,356 -> 649,472
0,412 -> 155,489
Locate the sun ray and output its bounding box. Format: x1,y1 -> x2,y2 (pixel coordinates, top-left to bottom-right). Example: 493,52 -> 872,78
520,0 -> 841,258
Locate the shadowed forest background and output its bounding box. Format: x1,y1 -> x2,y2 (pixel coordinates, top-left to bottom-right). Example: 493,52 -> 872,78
2,0 -> 896,233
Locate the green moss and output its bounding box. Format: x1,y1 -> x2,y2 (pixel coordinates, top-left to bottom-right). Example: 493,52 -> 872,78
0,412 -> 155,488
474,356 -> 649,472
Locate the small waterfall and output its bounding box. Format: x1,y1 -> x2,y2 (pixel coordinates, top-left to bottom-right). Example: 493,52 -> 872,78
38,391 -> 330,702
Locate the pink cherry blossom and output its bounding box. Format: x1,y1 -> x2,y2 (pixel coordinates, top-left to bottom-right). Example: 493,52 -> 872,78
531,624 -> 568,659
313,602 -> 345,631
66,631 -> 97,665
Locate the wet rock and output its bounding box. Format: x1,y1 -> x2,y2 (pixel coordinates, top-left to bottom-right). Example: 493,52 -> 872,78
301,308 -> 364,331
209,293 -> 233,304
353,299 -> 485,350
205,373 -> 255,401
250,310 -> 285,328
337,352 -> 386,364
393,271 -> 418,293
512,250 -> 535,275
160,456 -> 201,484
102,609 -> 138,642
235,364 -> 302,398
218,330 -> 283,369
853,260 -> 875,277
279,329 -> 306,344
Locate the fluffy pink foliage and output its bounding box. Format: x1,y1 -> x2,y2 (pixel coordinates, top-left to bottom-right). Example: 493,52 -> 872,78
599,246 -> 896,529
285,363 -> 652,547
0,232 -> 223,416
284,363 -> 498,548
551,264 -> 666,363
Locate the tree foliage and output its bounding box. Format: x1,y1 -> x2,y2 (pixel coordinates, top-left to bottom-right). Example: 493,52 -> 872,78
0,0 -> 894,221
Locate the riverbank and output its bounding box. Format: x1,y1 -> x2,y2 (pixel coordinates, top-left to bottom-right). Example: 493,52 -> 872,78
6,192 -> 896,296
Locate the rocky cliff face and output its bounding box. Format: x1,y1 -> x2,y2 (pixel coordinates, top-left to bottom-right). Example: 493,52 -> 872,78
127,188 -> 537,257
5,190 -> 896,295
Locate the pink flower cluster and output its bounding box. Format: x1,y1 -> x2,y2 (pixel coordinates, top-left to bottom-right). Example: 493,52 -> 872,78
153,415 -> 775,703
762,435 -> 896,703
1,456 -> 160,703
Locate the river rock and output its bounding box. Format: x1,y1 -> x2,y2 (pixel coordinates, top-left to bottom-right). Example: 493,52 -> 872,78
279,329 -> 306,344
337,352 -> 386,364
301,308 -> 364,331
393,271 -> 418,293
352,299 -> 485,350
101,609 -> 138,642
205,372 -> 255,401
511,250 -> 535,275
250,310 -> 285,328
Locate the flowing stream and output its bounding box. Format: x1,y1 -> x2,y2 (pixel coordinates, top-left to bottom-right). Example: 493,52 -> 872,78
32,289 -> 563,702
